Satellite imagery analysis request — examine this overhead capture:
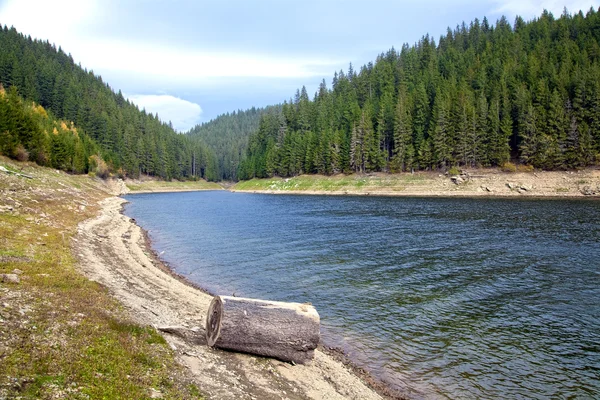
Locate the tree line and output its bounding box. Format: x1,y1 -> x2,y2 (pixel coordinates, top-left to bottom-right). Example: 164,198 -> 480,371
0,25 -> 218,181
239,8 -> 600,180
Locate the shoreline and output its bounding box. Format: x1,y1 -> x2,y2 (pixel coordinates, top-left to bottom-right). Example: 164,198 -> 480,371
126,188 -> 223,195
123,169 -> 600,199
74,195 -> 397,400
230,188 -> 600,199
230,169 -> 600,199
131,202 -> 406,399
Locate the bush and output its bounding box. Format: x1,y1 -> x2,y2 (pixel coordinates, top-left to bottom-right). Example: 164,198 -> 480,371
501,162 -> 517,173
15,144 -> 29,162
89,154 -> 109,179
448,166 -> 461,175
517,164 -> 534,172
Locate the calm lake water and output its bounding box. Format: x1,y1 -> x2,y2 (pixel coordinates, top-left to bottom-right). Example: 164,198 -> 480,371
123,191 -> 600,399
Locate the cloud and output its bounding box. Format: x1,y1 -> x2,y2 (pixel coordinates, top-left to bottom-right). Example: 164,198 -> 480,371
0,0 -> 340,85
0,0 -> 100,44
70,39 -> 340,82
491,0 -> 597,18
127,94 -> 203,132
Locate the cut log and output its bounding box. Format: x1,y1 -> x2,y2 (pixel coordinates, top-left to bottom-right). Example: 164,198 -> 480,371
206,295 -> 320,364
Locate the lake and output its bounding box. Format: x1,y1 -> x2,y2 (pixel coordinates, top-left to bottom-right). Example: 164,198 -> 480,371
123,191 -> 600,399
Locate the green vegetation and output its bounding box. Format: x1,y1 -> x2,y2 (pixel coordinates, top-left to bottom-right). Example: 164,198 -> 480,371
0,26 -> 218,181
239,8 -> 600,180
187,105 -> 281,181
0,157 -> 204,399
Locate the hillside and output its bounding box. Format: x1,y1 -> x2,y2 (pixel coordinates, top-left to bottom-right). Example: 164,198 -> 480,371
239,8 -> 600,180
0,25 -> 218,181
187,105 -> 281,180
0,156 -> 206,398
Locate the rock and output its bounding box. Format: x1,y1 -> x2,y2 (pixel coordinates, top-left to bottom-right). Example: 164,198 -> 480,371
581,186 -> 598,196
450,176 -> 464,185
1,274 -> 20,284
506,183 -> 515,190
12,269 -> 23,275
157,325 -> 190,339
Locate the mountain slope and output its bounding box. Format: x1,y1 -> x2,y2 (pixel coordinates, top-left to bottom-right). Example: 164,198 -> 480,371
239,8 -> 600,180
0,25 -> 218,180
187,105 -> 281,180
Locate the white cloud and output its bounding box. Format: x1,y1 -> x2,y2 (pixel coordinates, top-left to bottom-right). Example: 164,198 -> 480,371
127,94 -> 203,132
0,0 -> 100,45
491,0 -> 598,18
71,39 -> 339,81
0,0 -> 338,83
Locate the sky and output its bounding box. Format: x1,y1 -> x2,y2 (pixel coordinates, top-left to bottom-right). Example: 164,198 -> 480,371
0,0 -> 598,132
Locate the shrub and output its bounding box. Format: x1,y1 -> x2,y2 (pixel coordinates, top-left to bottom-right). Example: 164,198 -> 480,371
89,154 -> 109,179
15,144 -> 29,162
501,162 -> 517,173
448,166 -> 461,175
517,164 -> 534,172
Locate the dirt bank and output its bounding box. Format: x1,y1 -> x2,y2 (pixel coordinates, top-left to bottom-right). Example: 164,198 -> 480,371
74,196 -> 387,400
231,169 -> 600,198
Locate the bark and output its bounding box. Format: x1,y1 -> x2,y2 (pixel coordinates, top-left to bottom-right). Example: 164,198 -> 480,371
206,295 -> 320,364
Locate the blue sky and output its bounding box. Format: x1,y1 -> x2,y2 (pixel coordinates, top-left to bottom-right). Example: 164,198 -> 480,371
0,0 -> 598,131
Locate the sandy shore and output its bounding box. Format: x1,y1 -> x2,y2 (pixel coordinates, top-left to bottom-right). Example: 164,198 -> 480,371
74,196 -> 387,400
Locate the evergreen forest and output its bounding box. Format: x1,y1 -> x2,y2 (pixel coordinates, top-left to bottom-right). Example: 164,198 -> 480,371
187,105 -> 280,181
239,8 -> 600,180
0,25 -> 218,181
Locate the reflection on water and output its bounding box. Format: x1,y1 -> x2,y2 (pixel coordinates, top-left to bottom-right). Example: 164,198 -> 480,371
124,191 -> 600,399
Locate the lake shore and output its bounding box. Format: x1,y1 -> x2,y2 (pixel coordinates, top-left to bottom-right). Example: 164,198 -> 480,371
230,168 -> 600,199
74,195 -> 393,400
124,177 -> 222,194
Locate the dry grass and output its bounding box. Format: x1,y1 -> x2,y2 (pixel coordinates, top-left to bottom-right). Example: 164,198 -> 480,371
0,156 -> 203,399
232,173 -> 428,193
125,178 -> 221,193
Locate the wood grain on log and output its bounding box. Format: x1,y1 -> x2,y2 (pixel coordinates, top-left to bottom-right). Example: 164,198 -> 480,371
206,295 -> 320,364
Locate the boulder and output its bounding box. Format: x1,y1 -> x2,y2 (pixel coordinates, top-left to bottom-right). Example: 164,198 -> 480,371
450,176 -> 464,185
1,274 -> 20,284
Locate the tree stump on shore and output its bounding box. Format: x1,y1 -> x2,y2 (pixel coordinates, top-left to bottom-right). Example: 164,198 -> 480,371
206,295 -> 320,364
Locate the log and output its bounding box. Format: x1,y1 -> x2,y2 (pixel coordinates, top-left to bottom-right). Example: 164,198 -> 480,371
206,295 -> 320,364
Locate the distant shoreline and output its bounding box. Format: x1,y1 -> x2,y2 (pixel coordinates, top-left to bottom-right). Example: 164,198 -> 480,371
124,169 -> 600,199
229,168 -> 600,199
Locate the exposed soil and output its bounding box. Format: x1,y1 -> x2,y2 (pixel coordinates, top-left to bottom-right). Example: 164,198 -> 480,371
231,169 -> 600,198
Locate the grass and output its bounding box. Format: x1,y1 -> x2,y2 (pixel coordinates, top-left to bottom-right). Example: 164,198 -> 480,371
0,156 -> 204,399
232,173 -> 428,193
126,178 -> 221,192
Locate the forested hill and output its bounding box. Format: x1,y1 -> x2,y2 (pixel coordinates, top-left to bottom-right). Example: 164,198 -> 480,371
0,25 -> 218,181
239,9 -> 600,180
186,105 -> 281,180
